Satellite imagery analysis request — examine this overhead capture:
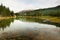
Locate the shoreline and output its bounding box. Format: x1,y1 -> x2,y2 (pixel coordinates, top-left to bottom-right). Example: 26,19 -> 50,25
0,16 -> 16,20
0,16 -> 60,23
17,16 -> 60,23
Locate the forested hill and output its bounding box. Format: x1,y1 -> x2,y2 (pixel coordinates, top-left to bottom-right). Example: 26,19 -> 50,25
0,4 -> 14,17
16,5 -> 60,17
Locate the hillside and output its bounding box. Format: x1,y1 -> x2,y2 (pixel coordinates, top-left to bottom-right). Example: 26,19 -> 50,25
16,5 -> 60,17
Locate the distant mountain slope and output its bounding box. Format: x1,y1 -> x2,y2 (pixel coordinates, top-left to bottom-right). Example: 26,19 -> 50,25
16,5 -> 60,17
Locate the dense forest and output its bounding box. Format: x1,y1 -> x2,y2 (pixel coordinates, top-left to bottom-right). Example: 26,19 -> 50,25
15,5 -> 60,17
0,4 -> 14,17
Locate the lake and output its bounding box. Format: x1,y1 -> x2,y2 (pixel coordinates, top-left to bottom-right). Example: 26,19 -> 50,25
0,17 -> 60,40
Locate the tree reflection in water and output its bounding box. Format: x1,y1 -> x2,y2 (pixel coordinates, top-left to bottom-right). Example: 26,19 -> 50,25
0,18 -> 14,30
16,17 -> 60,27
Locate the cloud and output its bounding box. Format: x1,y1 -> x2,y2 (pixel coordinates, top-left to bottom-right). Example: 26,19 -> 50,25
0,0 -> 60,12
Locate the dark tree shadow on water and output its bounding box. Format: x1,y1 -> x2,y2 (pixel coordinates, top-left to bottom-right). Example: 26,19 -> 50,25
0,18 -> 14,30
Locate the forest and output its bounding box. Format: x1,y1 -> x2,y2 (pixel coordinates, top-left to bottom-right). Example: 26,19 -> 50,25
0,4 -> 14,17
15,5 -> 60,17
0,4 -> 60,17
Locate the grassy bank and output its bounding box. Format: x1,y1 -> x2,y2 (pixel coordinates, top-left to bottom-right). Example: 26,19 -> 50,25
0,16 -> 16,20
18,16 -> 60,23
39,16 -> 60,23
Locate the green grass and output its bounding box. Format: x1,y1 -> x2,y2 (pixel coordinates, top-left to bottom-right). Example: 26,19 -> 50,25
18,16 -> 60,23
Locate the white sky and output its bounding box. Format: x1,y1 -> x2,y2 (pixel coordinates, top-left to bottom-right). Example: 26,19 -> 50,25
0,0 -> 60,13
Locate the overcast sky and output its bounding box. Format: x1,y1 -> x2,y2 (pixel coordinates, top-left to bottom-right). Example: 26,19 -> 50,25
0,0 -> 60,12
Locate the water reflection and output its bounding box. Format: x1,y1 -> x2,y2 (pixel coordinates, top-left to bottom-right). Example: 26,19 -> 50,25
0,18 -> 57,33
15,17 -> 43,23
0,18 -> 14,30
0,17 -> 57,32
0,17 -> 60,40
16,17 -> 60,27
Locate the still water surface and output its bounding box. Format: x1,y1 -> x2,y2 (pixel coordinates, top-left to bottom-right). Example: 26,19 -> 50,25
0,17 -> 57,32
0,17 -> 60,40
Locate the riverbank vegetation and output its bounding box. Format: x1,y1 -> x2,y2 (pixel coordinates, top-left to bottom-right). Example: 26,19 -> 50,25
16,16 -> 60,23
0,4 -> 15,20
0,4 -> 60,26
15,5 -> 60,24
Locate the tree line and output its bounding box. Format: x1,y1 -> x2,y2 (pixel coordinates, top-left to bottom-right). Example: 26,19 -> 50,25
0,4 -> 60,17
0,4 -> 14,17
15,5 -> 60,17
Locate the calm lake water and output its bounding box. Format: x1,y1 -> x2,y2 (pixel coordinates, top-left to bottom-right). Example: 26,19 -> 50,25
0,17 -> 60,40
